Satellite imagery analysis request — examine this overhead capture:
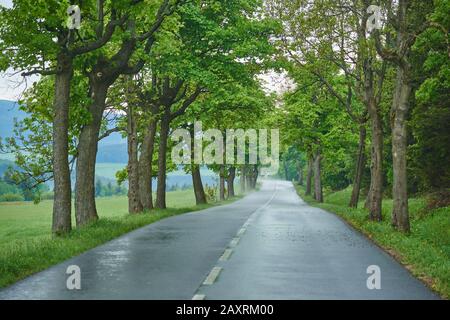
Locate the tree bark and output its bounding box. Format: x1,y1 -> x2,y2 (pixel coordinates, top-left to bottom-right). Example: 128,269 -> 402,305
227,167 -> 236,198
305,157 -> 313,196
391,67 -> 411,232
139,119 -> 157,211
367,99 -> 383,221
127,102 -> 143,214
251,165 -> 259,189
349,125 -> 366,208
219,165 -> 226,201
192,165 -> 207,205
313,152 -> 323,203
297,162 -> 303,185
246,166 -> 253,190
155,108 -> 171,209
240,165 -> 246,194
371,0 -> 426,232
246,175 -> 252,190
52,52 -> 73,236
75,82 -> 108,226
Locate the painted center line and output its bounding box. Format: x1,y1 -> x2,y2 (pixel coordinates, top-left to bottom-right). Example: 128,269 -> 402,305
219,249 -> 233,261
229,237 -> 240,247
203,267 -> 223,285
237,227 -> 246,237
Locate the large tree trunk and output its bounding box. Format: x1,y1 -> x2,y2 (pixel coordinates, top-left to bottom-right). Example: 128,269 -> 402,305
52,52 -> 73,236
251,165 -> 258,189
219,165 -> 226,201
75,82 -> 107,226
349,125 -> 367,208
305,157 -> 313,196
391,67 -> 411,232
246,166 -> 253,190
139,120 -> 157,211
127,103 -> 143,214
155,108 -> 170,209
313,152 -> 323,203
240,165 -> 246,194
297,162 -> 303,185
192,165 -> 207,205
246,175 -> 252,190
227,167 -> 236,198
367,100 -> 383,221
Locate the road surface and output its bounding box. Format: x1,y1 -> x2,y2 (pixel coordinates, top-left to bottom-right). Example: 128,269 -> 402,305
0,180 -> 438,300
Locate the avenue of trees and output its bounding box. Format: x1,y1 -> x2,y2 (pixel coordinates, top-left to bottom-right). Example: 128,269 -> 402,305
1,0 -> 448,237
271,0 -> 449,233
0,0 -> 279,235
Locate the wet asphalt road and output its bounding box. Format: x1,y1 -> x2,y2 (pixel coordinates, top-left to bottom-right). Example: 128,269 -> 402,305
0,180 -> 438,300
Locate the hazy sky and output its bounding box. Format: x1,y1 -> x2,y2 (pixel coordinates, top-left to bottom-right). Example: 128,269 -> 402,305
0,0 -> 24,101
0,0 -> 11,8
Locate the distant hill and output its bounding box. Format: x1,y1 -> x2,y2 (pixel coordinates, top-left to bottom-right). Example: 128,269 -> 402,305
96,142 -> 128,163
0,100 -> 25,139
0,100 -> 219,188
0,100 -> 128,163
0,159 -> 16,177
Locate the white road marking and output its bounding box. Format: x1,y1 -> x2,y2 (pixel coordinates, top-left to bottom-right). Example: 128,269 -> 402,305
237,228 -> 246,237
230,237 -> 240,247
219,249 -> 233,261
203,267 -> 222,285
194,183 -> 278,294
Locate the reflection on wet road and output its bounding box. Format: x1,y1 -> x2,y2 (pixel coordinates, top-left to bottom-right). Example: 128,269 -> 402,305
0,180 -> 438,299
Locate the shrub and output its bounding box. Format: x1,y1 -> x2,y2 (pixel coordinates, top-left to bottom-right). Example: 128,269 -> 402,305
425,189 -> 450,210
40,192 -> 54,201
0,193 -> 24,202
204,184 -> 217,202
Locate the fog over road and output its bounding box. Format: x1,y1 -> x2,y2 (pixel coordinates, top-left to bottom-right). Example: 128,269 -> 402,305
0,180 -> 437,300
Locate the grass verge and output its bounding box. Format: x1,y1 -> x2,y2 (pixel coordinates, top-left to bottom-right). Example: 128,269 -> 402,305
294,184 -> 449,299
0,193 -> 242,289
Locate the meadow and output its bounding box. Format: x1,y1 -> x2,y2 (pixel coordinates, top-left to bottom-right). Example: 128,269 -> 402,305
0,189 -> 241,288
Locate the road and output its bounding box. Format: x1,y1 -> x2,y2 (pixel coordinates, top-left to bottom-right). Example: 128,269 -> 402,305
0,180 -> 438,300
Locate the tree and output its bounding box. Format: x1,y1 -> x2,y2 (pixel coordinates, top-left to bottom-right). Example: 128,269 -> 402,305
280,75 -> 353,203
0,0 -> 131,235
269,0 -> 387,218
409,0 -> 450,195
144,0 -> 278,208
73,0 -> 181,225
374,0 -> 435,232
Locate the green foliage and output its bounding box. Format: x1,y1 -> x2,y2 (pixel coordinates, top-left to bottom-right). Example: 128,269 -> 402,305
409,0 -> 450,191
0,172 -> 50,203
0,178 -> 21,196
279,146 -> 304,181
0,74 -> 90,199
204,184 -> 218,202
95,179 -> 127,198
0,193 -> 25,202
278,71 -> 358,190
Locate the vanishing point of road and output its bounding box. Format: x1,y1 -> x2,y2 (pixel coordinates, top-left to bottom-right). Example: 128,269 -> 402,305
0,180 -> 438,300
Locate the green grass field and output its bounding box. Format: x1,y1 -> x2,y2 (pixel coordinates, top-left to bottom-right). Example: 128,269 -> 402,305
294,184 -> 450,299
0,189 -> 241,288
0,190 -> 197,244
